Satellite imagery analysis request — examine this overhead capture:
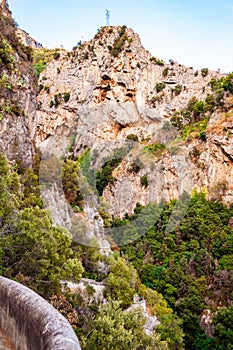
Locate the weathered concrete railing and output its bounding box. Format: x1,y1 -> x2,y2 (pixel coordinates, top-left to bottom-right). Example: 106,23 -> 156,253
0,276 -> 82,350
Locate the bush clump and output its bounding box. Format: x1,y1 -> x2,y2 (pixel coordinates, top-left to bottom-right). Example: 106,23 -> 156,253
140,175 -> 148,188
63,92 -> 70,103
162,67 -> 169,77
53,51 -> 60,60
95,149 -> 126,195
201,68 -> 208,77
172,84 -> 182,96
155,82 -> 165,93
126,134 -> 138,142
144,142 -> 166,155
108,26 -> 128,57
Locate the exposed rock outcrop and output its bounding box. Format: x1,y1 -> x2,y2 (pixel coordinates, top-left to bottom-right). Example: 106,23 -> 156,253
34,26 -> 233,233
0,0 -> 37,166
1,3 -> 232,246
16,28 -> 43,49
0,0 -> 11,17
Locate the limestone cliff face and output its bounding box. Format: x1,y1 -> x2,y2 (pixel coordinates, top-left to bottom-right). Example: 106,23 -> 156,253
0,0 -> 37,166
35,26 -> 233,223
0,0 -> 11,17
16,28 -> 43,49
1,2 -> 232,240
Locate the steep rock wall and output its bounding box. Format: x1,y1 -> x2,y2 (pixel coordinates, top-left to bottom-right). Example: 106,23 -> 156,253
35,26 -> 233,222
0,0 -> 37,167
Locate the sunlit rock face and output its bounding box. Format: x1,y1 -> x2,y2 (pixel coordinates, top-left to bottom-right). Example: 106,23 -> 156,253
0,0 -> 11,17
35,26 -> 232,225
1,1 -> 233,248
0,0 -> 37,167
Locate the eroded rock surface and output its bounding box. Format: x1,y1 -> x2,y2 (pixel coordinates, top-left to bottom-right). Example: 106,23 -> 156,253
35,26 -> 233,226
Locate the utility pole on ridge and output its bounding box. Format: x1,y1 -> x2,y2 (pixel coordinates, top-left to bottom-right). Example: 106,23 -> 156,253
105,9 -> 110,26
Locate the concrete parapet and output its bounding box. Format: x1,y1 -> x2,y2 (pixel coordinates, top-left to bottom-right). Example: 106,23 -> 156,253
0,276 -> 82,350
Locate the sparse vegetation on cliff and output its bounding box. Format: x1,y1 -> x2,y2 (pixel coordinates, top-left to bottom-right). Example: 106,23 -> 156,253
108,25 -> 128,57
170,72 -> 233,140
33,48 -> 61,77
96,152 -> 123,196
150,56 -> 165,66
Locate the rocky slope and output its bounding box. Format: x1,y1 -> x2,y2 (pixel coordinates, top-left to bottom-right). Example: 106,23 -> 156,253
33,26 -> 233,246
0,0 -> 37,167
1,0 -> 233,249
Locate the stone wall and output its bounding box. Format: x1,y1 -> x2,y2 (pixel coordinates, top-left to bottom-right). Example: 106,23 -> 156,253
0,277 -> 82,350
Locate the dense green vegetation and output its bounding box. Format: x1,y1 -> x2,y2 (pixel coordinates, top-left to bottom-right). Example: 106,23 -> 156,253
83,301 -> 168,350
51,253 -> 184,349
1,149 -> 232,349
107,26 -> 128,57
0,154 -> 83,297
0,152 -> 185,349
116,192 -> 233,349
213,306 -> 233,349
33,48 -> 60,77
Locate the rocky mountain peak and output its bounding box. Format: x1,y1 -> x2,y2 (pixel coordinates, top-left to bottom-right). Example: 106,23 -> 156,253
16,28 -> 43,49
1,6 -> 233,347
0,0 -> 11,17
32,25 -> 233,234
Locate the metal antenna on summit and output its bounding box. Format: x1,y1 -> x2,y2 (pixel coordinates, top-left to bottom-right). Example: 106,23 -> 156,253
105,9 -> 110,26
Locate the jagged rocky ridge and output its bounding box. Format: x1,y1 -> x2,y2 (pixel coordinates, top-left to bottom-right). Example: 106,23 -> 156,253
33,26 -> 233,248
1,1 -> 233,347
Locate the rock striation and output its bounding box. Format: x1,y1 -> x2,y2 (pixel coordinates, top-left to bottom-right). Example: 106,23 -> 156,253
0,0 -> 37,166
34,26 -> 233,227
1,1 -> 233,244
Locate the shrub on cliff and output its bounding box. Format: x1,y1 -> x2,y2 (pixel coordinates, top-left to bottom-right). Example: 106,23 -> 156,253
0,153 -> 84,297
108,26 -> 128,57
83,301 -> 169,350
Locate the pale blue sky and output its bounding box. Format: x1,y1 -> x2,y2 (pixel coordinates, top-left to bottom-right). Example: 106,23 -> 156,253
7,0 -> 233,73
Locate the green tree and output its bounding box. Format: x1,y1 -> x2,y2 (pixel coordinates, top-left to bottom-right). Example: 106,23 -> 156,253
62,158 -> 83,207
105,257 -> 139,308
138,284 -> 184,350
0,153 -> 20,233
83,301 -> 168,350
2,206 -> 83,296
213,306 -> 233,349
